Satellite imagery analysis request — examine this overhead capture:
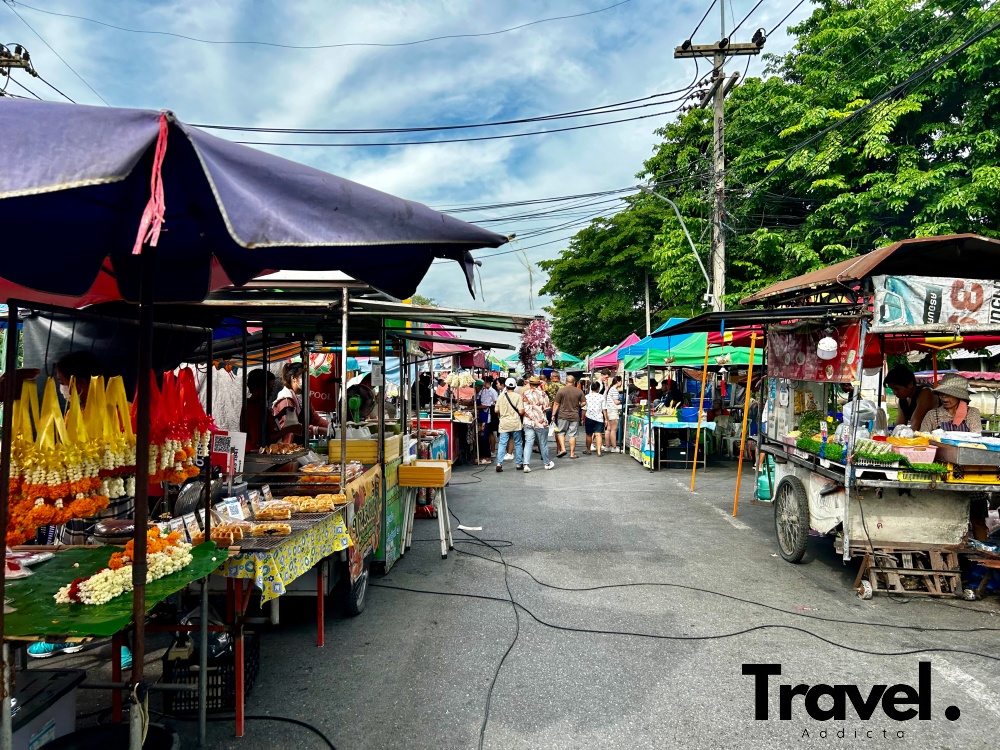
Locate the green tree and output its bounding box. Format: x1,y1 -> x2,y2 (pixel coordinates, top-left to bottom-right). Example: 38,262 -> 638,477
543,0 -> 1000,323
409,294 -> 437,306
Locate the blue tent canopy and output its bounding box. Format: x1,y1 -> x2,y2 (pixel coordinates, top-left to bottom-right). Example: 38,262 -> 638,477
0,99 -> 507,303
617,317 -> 693,360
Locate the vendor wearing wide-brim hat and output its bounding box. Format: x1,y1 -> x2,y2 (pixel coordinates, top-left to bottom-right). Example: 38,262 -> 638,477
919,375 -> 982,434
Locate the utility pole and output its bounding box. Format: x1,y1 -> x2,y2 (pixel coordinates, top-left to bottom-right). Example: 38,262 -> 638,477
0,44 -> 37,96
644,271 -> 651,336
675,13 -> 766,312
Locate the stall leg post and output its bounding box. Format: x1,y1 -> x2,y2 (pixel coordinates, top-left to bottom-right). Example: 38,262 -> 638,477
316,561 -> 325,648
130,246 -> 155,750
111,633 -> 123,723
340,288 -> 348,476
199,334 -> 214,747
732,333 -> 757,516
0,305 -> 19,750
690,336 -> 711,491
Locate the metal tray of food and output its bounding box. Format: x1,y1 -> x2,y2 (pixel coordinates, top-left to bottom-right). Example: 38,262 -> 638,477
243,449 -> 308,472
932,441 -> 1000,468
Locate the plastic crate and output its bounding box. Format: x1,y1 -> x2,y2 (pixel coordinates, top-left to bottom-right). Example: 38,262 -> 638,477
898,469 -> 948,483
895,445 -> 937,464
162,632 -> 260,715
946,465 -> 1000,485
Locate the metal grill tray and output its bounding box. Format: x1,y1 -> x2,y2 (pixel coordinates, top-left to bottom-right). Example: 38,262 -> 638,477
932,442 -> 1000,468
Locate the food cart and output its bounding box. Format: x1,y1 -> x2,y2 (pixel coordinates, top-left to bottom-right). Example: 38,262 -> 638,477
741,235 -> 1000,599
652,235 -> 1000,599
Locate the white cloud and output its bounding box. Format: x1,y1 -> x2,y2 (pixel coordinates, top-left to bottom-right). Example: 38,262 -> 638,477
3,0 -> 812,343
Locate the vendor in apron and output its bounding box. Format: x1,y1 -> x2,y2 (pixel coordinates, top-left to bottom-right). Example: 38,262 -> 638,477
919,374 -> 982,433
885,364 -> 938,430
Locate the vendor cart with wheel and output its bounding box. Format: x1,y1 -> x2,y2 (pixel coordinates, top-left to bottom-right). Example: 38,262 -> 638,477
672,235 -> 1000,599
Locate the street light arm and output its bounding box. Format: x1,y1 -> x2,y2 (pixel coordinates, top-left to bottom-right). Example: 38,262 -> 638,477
639,184 -> 714,307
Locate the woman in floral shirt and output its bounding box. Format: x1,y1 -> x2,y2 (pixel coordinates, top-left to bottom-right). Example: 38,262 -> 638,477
522,375 -> 554,472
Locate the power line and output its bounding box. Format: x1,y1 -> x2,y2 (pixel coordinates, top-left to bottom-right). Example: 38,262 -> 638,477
234,104 -> 686,147
687,0 -> 718,42
9,0 -> 635,51
5,74 -> 40,99
3,1 -> 109,105
767,0 -> 808,37
191,88 -> 697,135
35,72 -> 75,103
727,0 -> 766,39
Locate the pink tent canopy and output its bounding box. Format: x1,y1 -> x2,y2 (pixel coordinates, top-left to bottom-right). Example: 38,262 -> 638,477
590,333 -> 641,369
418,323 -> 473,355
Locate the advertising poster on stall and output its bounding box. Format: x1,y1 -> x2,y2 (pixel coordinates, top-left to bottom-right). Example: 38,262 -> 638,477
627,414 -> 653,469
873,274 -> 1000,330
767,324 -> 860,383
346,465 -> 383,583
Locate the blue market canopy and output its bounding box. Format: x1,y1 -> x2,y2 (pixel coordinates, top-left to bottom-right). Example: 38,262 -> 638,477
0,99 -> 507,304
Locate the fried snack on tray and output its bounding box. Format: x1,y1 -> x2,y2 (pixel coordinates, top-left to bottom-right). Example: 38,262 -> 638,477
192,529 -> 235,548
252,523 -> 292,537
254,500 -> 293,521
299,464 -> 341,484
295,494 -> 345,513
263,443 -> 302,455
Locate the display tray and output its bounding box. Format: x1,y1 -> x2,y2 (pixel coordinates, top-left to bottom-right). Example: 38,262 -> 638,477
4,543 -> 222,638
243,450 -> 307,471
398,459 -> 452,488
932,442 -> 1000,468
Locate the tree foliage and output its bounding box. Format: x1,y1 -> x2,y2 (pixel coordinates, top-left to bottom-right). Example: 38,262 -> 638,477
542,0 -> 1000,338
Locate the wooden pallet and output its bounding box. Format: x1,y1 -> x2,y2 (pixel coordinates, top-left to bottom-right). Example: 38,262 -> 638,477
852,546 -> 963,598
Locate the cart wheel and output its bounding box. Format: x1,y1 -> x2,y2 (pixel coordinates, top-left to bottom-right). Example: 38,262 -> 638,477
343,554 -> 371,617
962,588 -> 978,601
857,580 -> 873,600
774,475 -> 810,563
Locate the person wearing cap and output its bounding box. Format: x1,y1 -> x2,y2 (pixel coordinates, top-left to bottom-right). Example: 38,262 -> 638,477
494,377 -> 525,472
475,378 -> 496,465
919,375 -> 982,433
521,375 -> 555,472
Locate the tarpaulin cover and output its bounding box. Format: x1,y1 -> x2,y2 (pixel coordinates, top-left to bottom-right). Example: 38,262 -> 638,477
589,333 -> 641,369
0,99 -> 507,304
618,318 -> 693,359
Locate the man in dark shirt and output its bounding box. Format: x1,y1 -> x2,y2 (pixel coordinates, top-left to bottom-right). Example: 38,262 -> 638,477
552,375 -> 587,458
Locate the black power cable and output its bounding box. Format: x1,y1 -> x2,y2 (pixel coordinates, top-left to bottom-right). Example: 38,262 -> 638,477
9,0 -> 634,52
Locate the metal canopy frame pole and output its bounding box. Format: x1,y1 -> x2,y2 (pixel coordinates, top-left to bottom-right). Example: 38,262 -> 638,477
843,318 -> 869,562
129,248 -> 155,750
647,365 -> 652,470
261,330 -> 269,448
378,319 -> 386,467
1,305 -> 20,750
198,333 -> 214,746
732,333 -> 758,517
340,288 -> 348,475
689,335 -> 711,491
301,339 -> 310,447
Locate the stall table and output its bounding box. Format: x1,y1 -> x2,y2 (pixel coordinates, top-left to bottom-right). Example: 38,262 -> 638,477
626,413 -> 715,470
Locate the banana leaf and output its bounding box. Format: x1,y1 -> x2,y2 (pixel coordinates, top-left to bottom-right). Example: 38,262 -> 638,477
4,542 -> 221,638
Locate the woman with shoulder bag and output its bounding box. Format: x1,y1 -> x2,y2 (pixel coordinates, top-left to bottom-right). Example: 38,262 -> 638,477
604,375 -> 623,452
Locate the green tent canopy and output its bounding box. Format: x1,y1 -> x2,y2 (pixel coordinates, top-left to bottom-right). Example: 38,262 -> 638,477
504,350 -> 581,366
621,333 -> 761,371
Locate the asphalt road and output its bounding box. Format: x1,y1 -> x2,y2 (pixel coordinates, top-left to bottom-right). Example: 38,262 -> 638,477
45,452 -> 1000,748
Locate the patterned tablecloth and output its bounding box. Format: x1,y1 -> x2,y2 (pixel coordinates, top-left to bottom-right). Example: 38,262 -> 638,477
221,511 -> 353,602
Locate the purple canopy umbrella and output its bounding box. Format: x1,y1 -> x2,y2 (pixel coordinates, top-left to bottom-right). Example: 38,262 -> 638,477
0,99 -> 506,302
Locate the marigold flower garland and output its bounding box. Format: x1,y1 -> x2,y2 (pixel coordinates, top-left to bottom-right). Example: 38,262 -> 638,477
55,527 -> 193,606
5,367 -> 213,546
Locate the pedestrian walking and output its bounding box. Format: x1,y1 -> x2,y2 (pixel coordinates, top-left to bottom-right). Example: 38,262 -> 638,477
604,375 -> 623,452
552,374 -> 586,458
475,379 -> 497,464
495,377 -> 525,472
521,375 -> 554,472
584,381 -> 608,456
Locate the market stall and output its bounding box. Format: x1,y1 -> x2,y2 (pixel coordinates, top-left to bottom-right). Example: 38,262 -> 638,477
0,97 -> 509,749
661,234 -> 1000,599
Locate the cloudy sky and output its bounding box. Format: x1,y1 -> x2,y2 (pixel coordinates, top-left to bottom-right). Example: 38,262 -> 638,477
1,0 -> 811,350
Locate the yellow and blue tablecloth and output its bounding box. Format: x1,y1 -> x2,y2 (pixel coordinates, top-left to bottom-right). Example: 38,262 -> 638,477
222,511 -> 353,602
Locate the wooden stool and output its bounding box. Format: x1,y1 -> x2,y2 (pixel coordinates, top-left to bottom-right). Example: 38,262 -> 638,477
399,460 -> 454,559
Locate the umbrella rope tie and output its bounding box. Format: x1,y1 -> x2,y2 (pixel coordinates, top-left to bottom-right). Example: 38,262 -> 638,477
132,112 -> 169,255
